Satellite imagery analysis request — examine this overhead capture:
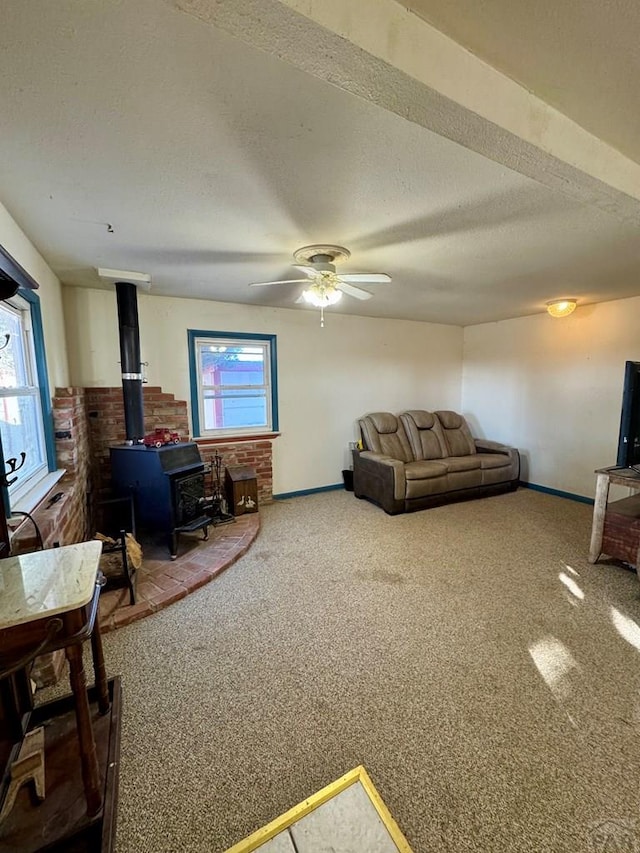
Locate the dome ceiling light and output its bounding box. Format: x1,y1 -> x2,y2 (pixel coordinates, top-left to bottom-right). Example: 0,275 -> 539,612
546,299 -> 577,318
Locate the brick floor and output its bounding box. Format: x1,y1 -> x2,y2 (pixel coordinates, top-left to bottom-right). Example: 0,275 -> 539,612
98,514 -> 260,633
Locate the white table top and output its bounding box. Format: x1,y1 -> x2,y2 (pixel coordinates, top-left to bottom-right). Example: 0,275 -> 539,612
0,540 -> 103,630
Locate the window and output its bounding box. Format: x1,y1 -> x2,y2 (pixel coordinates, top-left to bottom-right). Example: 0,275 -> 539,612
188,331 -> 278,438
0,290 -> 54,506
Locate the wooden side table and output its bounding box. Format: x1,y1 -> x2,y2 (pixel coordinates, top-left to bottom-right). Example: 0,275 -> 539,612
589,467 -> 640,564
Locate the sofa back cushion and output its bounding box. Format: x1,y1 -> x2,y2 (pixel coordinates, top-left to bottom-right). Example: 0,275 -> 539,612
400,410 -> 448,461
435,410 -> 476,457
359,412 -> 413,463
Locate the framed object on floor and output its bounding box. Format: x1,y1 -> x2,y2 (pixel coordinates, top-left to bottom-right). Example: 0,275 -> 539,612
225,765 -> 413,853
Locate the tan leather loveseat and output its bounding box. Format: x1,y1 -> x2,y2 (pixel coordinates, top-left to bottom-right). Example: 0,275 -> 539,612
353,410 -> 519,514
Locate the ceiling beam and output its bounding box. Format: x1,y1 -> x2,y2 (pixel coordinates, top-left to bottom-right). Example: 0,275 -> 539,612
170,0 -> 640,224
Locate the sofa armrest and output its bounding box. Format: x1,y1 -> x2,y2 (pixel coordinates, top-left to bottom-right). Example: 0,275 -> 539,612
474,439 -> 511,454
474,439 -> 520,480
353,451 -> 406,514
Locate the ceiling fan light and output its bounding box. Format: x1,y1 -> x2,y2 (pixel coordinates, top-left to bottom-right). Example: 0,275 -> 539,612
302,286 -> 342,308
546,299 -> 577,318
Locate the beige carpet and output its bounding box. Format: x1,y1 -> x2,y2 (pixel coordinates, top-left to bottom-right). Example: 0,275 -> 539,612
51,489 -> 640,851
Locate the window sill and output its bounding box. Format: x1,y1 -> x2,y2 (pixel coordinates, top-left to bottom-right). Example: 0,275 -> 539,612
10,469 -> 66,516
195,433 -> 280,445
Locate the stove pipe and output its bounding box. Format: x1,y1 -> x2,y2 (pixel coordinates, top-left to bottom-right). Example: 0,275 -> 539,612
115,281 -> 144,442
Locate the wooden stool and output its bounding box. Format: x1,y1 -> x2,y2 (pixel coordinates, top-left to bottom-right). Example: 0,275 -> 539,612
0,728 -> 45,825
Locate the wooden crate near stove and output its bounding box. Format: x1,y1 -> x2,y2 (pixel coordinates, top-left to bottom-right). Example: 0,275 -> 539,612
225,465 -> 258,515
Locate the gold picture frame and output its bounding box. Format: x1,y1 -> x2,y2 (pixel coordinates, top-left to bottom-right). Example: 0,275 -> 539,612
225,764 -> 414,853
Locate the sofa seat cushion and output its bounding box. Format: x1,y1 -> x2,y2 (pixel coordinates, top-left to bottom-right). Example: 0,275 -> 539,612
447,469 -> 483,490
405,474 -> 449,499
476,453 -> 511,470
443,456 -> 481,473
405,460 -> 448,480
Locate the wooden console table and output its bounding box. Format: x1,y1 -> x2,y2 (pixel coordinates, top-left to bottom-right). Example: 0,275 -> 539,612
589,467 -> 640,564
0,541 -> 121,852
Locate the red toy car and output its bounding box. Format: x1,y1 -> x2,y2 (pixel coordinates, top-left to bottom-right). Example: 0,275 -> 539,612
143,428 -> 181,448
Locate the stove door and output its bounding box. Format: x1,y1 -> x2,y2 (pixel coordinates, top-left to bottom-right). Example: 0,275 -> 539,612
173,472 -> 206,527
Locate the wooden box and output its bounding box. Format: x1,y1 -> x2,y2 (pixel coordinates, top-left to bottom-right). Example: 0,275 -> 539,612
225,465 -> 258,515
602,494 -> 640,566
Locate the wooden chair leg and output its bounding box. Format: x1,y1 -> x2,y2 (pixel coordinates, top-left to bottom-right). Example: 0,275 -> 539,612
66,644 -> 102,817
90,621 -> 110,716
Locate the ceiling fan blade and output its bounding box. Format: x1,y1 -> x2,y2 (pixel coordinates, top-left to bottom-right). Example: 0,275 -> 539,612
338,273 -> 391,283
249,279 -> 310,287
337,281 -> 373,300
292,265 -> 319,277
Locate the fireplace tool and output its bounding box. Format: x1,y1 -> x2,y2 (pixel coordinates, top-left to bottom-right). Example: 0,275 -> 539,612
206,452 -> 235,525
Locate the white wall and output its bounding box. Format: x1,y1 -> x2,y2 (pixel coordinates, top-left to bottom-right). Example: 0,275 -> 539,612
0,201 -> 69,389
462,297 -> 640,498
63,287 -> 463,494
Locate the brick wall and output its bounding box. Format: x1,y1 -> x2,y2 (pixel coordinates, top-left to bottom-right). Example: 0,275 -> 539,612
83,386 -> 274,504
197,439 -> 274,505
53,386 -> 90,544
85,386 -> 190,498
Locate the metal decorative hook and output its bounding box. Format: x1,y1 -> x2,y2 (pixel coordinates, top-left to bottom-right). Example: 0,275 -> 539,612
1,452 -> 26,488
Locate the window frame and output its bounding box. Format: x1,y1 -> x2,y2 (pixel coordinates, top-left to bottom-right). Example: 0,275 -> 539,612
187,330 -> 279,438
0,288 -> 55,509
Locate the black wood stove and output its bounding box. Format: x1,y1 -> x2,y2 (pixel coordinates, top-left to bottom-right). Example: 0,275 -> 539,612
110,443 -> 209,559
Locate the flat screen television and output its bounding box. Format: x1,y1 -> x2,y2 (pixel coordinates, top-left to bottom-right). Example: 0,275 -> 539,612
616,361 -> 640,469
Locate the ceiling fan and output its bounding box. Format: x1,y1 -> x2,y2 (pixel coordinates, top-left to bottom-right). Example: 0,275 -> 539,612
249,244 -> 391,325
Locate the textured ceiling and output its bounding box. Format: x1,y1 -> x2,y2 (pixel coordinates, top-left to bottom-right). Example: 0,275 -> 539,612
1,0 -> 639,325
404,0 -> 640,165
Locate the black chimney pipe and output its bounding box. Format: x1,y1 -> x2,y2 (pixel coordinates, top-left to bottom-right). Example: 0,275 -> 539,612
115,281 -> 145,442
